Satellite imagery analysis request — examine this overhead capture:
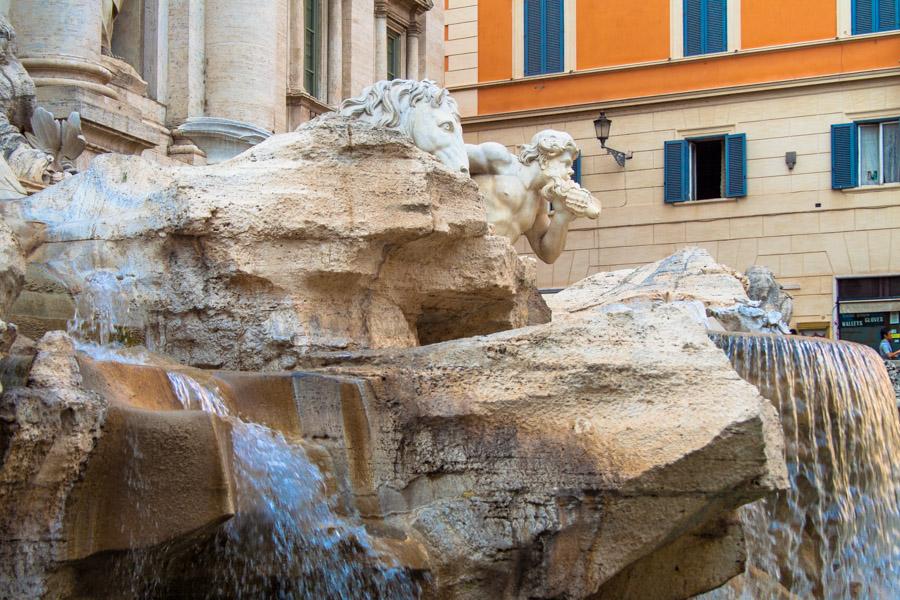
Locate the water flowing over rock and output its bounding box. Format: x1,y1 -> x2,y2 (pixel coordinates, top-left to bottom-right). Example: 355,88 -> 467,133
702,333 -> 900,599
2,114 -> 546,369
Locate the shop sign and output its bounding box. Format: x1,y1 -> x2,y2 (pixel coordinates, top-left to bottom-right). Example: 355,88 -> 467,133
840,312 -> 885,328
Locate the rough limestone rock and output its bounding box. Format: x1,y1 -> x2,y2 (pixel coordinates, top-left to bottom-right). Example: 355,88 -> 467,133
0,332 -> 107,599
2,114 -> 546,370
306,302 -> 789,599
549,247 -> 790,334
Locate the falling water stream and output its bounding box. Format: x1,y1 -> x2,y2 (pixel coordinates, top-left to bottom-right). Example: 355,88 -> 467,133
706,333 -> 900,599
164,372 -> 418,599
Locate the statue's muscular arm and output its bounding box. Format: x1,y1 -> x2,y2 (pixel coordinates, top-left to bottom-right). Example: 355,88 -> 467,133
524,204 -> 573,264
466,143 -> 518,175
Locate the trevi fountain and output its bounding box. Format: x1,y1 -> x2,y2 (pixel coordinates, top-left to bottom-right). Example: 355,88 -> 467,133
0,18 -> 897,600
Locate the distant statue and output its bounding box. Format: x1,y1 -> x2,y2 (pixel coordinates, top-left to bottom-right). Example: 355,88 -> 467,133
0,17 -> 84,194
339,79 -> 469,175
467,130 -> 601,264
101,0 -> 126,54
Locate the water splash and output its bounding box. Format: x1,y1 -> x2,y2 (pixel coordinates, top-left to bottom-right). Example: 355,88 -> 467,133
66,269 -> 142,346
164,371 -> 419,599
708,333 -> 900,599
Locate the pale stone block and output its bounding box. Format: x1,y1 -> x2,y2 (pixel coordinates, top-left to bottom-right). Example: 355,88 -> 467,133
821,233 -> 852,275
445,37 -> 478,55
735,238 -> 760,271
763,213 -> 819,237
747,134 -> 821,161
563,118 -> 600,140
730,216 -> 763,238
448,52 -> 478,71
792,294 -> 834,319
760,176 -> 792,195
448,0 -> 478,8
856,205 -> 900,231
568,249 -> 591,283
890,230 -> 900,272
535,259 -> 554,288
791,234 -> 825,254
820,209 -> 853,233
583,172 -> 625,192
444,68 -> 478,87
716,239 -> 741,270
597,225 -> 653,248
596,189 -> 627,208
868,229 -> 892,272
600,243 -> 675,266
448,21 -> 477,40
802,252 -> 832,276
844,231 -> 870,273
685,219 -> 731,243
758,235 -> 791,255
624,168 -> 662,190
624,187 -> 663,206
613,130 -> 674,153
454,89 -> 478,118
564,229 -> 596,251
444,6 -> 477,24
654,222 -> 685,244
789,114 -> 841,136
779,254 -> 804,278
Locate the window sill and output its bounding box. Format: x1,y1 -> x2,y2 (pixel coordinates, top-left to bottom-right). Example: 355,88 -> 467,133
670,197 -> 739,206
842,183 -> 900,194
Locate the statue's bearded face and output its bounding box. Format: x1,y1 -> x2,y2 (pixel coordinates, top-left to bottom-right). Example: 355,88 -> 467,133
539,150 -> 601,219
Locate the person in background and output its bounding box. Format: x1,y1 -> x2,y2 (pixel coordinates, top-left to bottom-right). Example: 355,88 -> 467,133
879,327 -> 900,360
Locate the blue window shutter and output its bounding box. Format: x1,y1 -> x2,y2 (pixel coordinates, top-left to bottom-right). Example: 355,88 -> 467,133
878,0 -> 899,30
664,141 -> 690,203
854,0 -> 875,34
573,155 -> 582,185
831,123 -> 859,189
706,0 -> 727,53
725,134 -> 747,198
524,0 -> 542,76
684,0 -> 703,56
544,0 -> 564,73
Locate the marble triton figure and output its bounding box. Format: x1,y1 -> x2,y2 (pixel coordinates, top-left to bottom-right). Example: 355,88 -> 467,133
467,130 -> 601,264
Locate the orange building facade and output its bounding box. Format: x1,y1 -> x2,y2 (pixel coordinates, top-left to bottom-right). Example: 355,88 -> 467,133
445,0 -> 900,345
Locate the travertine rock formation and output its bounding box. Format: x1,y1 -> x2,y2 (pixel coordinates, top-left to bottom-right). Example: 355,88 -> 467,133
307,302 -> 788,599
4,114 -> 546,370
549,247 -> 791,334
0,333 -> 107,599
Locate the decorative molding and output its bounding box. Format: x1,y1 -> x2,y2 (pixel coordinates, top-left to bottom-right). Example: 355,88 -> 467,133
174,117 -> 272,164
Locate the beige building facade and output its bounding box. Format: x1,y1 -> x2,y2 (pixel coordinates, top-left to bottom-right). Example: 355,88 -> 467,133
4,0 -> 444,166
448,0 -> 900,341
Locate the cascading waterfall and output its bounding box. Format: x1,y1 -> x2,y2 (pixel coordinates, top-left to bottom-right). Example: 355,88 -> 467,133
164,372 -> 419,599
708,333 -> 900,599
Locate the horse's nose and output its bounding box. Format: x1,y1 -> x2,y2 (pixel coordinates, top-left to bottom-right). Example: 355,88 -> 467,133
460,166 -> 470,175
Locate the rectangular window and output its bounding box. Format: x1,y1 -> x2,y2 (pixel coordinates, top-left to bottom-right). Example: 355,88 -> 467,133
832,119 -> 899,189
664,134 -> 746,202
524,0 -> 564,76
572,155 -> 582,185
303,0 -> 320,97
387,30 -> 400,81
684,0 -> 727,56
853,0 -> 900,35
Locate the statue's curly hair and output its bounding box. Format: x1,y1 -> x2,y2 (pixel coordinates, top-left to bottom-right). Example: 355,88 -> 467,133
339,79 -> 459,134
0,17 -> 17,58
519,130 -> 579,166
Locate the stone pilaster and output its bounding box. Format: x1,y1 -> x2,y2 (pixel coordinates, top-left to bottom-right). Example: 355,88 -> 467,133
406,15 -> 421,80
374,0 -> 388,81
327,0 -> 343,105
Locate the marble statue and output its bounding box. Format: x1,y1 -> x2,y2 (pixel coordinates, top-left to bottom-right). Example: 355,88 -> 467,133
467,130 -> 601,264
0,17 -> 84,194
101,0 -> 126,54
339,79 -> 469,175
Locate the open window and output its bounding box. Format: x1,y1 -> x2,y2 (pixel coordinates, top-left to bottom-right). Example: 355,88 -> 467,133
664,134 -> 747,203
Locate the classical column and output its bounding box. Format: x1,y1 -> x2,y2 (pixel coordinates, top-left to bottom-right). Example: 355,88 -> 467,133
175,0 -> 285,163
374,1 -> 388,81
406,17 -> 420,81
10,0 -> 115,98
326,0 -> 343,105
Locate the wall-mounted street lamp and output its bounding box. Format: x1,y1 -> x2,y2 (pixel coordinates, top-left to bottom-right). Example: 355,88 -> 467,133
594,111 -> 633,168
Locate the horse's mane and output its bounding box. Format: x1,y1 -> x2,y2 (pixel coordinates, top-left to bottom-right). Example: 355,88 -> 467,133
339,79 -> 459,134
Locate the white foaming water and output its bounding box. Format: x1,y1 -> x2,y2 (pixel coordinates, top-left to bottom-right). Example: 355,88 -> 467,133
705,333 -> 900,599
66,269 -> 143,346
165,371 -> 418,599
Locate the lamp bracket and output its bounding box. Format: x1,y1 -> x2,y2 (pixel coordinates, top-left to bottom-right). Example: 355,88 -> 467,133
603,145 -> 633,168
